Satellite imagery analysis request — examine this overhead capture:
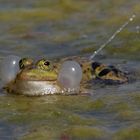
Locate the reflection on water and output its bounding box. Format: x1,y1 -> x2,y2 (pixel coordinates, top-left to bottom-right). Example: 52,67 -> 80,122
0,0 -> 140,139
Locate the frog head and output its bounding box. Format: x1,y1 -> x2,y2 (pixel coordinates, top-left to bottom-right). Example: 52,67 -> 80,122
17,58 -> 59,81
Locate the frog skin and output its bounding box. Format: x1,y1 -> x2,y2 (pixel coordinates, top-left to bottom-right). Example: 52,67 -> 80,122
5,57 -> 128,96
59,56 -> 128,83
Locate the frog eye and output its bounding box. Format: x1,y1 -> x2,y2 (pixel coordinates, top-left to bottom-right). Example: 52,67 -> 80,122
19,58 -> 33,69
44,61 -> 50,66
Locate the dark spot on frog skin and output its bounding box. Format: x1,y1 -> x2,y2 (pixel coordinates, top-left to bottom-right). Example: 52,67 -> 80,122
92,62 -> 101,70
98,68 -> 111,77
80,64 -> 83,67
83,70 -> 87,74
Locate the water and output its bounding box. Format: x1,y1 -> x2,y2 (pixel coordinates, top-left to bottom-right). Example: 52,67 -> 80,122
0,0 -> 140,139
89,14 -> 136,59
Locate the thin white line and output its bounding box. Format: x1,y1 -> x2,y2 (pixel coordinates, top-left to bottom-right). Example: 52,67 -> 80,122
89,14 -> 136,60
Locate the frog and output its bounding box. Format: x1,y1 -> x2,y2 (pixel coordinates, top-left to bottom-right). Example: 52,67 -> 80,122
5,58 -> 61,96
4,57 -> 128,96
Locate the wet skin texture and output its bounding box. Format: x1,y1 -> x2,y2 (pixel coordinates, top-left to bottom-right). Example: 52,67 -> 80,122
5,57 -> 128,96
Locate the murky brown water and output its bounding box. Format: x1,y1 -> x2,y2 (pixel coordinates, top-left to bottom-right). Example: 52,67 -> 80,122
0,0 -> 140,139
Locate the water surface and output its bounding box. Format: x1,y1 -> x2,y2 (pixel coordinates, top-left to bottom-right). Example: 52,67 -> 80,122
0,0 -> 140,139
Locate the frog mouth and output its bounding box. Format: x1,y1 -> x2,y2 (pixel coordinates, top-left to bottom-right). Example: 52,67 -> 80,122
6,78 -> 80,96
6,80 -> 61,96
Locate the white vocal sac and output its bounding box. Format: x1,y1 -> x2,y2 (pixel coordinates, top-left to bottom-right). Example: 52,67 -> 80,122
58,61 -> 82,90
0,55 -> 21,84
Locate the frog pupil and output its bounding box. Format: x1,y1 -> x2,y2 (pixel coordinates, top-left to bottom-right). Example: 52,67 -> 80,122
19,59 -> 24,69
44,61 -> 50,66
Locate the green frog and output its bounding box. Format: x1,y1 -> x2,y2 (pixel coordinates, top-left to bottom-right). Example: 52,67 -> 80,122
5,57 -> 128,96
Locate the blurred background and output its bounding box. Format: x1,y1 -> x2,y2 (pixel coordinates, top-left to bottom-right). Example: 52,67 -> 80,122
0,0 -> 139,59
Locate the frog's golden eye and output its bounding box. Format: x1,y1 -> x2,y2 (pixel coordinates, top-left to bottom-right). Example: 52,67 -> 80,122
44,61 -> 50,66
19,58 -> 33,69
36,59 -> 53,71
